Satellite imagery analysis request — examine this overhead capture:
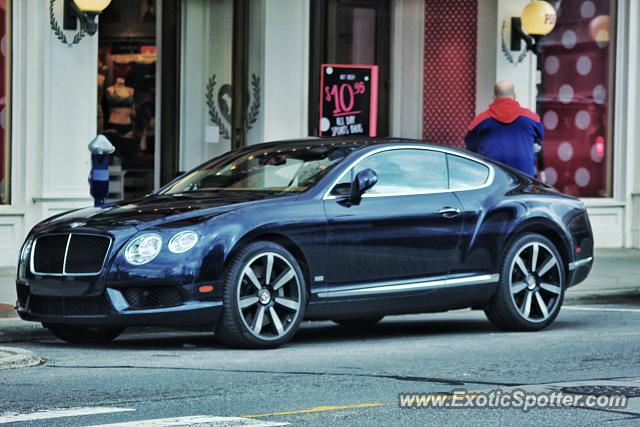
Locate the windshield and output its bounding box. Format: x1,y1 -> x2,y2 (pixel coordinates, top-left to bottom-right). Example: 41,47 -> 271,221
160,144 -> 356,194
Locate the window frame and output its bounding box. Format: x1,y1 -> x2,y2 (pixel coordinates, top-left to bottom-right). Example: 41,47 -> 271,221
446,153 -> 491,190
323,145 -> 495,200
0,0 -> 11,205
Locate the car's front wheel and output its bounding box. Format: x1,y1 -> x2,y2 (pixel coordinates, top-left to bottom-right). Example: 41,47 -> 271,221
485,233 -> 565,331
216,241 -> 307,348
44,324 -> 124,344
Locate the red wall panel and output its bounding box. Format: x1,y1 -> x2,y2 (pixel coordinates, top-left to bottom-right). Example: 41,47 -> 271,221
422,0 -> 477,148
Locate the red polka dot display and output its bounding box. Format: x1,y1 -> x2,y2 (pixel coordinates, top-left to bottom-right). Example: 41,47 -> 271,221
539,0 -> 613,197
422,0 -> 477,148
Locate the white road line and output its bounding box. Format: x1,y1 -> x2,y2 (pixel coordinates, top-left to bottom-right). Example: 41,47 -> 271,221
0,407 -> 135,424
86,416 -> 289,427
564,306 -> 640,313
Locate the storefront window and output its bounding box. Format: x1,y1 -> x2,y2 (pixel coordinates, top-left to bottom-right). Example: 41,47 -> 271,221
0,0 -> 10,205
539,0 -> 615,197
98,0 -> 157,201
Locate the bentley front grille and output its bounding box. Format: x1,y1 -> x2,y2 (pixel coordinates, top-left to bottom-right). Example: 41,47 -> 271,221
31,233 -> 112,276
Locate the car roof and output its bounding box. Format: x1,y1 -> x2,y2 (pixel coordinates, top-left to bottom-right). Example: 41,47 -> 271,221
238,137 -> 470,156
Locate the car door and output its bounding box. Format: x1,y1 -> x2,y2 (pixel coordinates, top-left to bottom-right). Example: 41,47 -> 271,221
322,147 -> 464,287
444,153 -> 497,278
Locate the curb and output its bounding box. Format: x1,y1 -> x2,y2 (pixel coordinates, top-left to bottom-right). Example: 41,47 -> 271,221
564,289 -> 640,305
0,346 -> 44,371
0,303 -> 16,319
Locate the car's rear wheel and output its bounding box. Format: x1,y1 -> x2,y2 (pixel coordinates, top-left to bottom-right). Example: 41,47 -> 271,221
216,241 -> 306,348
332,316 -> 384,328
485,233 -> 565,331
44,324 -> 124,344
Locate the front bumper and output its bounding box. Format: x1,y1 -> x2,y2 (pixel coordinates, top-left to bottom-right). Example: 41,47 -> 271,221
15,282 -> 223,328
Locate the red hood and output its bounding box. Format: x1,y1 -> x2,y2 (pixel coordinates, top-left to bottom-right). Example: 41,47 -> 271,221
488,98 -> 523,124
467,98 -> 541,131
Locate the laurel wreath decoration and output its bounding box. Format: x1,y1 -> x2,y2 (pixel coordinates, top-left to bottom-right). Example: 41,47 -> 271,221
501,20 -> 528,65
205,73 -> 262,138
206,75 -> 231,140
246,74 -> 261,131
50,0 -> 87,48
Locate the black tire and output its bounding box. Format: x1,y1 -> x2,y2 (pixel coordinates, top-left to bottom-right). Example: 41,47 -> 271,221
485,233 -> 565,331
332,316 -> 384,329
215,241 -> 307,349
45,324 -> 124,344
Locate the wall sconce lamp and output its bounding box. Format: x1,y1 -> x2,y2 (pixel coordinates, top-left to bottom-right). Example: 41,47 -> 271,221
63,0 -> 112,36
511,0 -> 557,55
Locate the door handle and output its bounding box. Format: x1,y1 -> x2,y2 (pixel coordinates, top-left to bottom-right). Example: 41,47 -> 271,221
438,207 -> 461,218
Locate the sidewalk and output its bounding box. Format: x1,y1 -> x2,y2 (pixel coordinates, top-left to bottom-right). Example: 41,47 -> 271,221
0,267 -> 15,318
564,248 -> 640,304
0,345 -> 43,370
0,249 -> 638,317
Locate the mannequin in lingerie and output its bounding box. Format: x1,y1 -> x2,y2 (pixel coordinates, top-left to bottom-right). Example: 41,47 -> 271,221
105,77 -> 135,136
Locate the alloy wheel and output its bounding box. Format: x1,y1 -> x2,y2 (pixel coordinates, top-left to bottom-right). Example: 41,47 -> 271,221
508,242 -> 563,323
236,251 -> 302,341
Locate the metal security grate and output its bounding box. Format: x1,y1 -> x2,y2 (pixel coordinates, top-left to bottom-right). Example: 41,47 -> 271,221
560,385 -> 640,398
122,287 -> 183,310
28,295 -> 113,317
32,234 -> 111,275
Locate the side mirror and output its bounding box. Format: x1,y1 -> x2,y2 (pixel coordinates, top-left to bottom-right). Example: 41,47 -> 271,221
350,169 -> 378,205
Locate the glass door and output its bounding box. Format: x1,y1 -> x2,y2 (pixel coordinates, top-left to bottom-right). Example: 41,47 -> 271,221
179,0 -> 235,173
309,0 -> 391,136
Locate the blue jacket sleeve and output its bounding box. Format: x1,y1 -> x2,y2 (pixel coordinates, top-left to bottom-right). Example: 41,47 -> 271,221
464,127 -> 479,153
533,120 -> 544,144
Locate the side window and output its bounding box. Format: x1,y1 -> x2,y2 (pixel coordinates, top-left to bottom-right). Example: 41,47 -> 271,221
331,149 -> 448,196
447,154 -> 490,189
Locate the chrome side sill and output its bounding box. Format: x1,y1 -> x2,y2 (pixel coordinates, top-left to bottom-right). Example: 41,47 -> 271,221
315,274 -> 500,298
568,256 -> 594,271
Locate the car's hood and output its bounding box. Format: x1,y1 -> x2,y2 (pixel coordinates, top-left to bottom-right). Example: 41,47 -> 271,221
39,191 -> 295,231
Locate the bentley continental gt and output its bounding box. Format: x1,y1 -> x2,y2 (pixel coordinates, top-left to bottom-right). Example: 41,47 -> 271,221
15,139 -> 594,348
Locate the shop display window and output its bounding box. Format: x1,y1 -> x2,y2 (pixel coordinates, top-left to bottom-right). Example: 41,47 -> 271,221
539,0 -> 616,197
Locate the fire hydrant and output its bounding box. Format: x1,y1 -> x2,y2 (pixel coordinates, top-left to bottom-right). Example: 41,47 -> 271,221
88,134 -> 115,207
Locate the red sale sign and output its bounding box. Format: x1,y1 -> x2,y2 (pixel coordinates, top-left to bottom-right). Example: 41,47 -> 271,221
319,64 -> 379,137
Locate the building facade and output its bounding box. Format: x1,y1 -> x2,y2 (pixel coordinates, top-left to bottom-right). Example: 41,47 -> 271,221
0,0 -> 639,268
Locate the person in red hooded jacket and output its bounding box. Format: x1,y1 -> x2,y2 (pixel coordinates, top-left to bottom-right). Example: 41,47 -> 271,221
464,81 -> 544,177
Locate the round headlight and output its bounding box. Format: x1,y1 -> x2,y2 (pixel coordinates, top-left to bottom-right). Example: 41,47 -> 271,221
19,236 -> 34,264
168,231 -> 199,254
124,234 -> 163,265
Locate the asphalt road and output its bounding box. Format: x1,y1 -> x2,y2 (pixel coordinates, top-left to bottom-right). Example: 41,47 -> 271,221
1,304 -> 640,426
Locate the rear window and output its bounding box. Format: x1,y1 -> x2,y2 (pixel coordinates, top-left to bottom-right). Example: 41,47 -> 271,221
447,154 -> 490,189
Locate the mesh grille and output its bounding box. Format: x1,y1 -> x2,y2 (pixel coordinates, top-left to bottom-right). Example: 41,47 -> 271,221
65,235 -> 111,274
122,287 -> 183,309
32,234 -> 111,275
33,235 -> 67,274
28,295 -> 113,317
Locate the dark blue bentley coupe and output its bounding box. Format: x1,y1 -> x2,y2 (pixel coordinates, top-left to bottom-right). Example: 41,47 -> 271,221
15,139 -> 594,348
